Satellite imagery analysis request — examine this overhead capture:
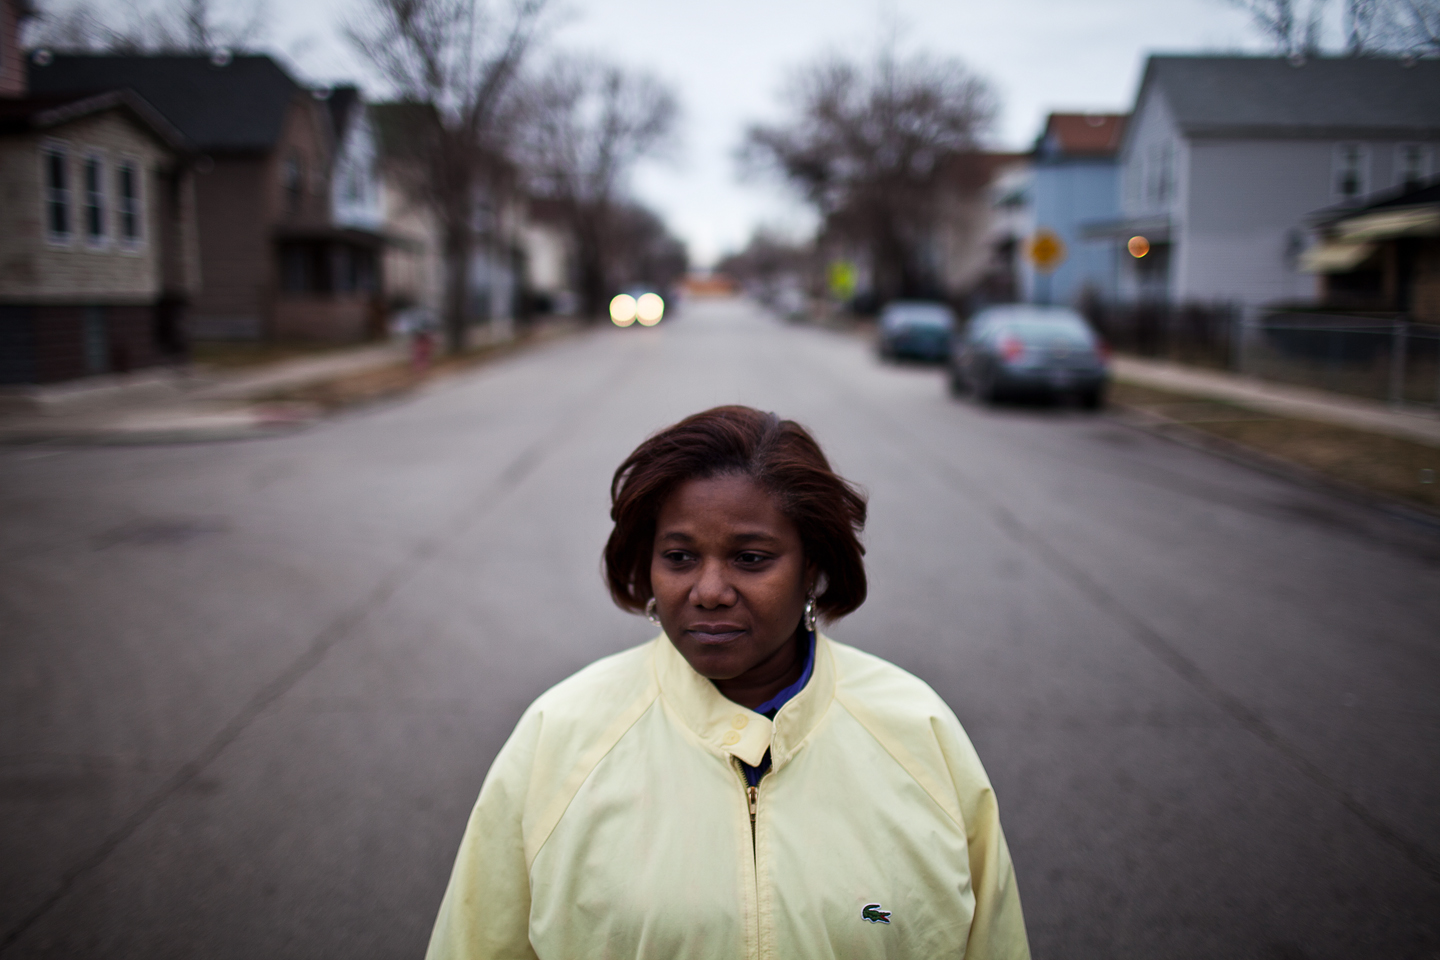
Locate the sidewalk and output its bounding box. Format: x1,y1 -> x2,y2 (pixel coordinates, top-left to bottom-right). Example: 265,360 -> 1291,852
1112,356 -> 1440,449
0,341 -> 407,444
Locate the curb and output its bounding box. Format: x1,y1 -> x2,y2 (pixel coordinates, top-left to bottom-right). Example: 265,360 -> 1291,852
0,402 -> 320,446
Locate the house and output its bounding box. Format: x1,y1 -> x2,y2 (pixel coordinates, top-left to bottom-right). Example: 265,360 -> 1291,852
519,197 -> 576,316
1021,112 -> 1127,307
325,86 -> 382,233
1095,55 -> 1440,312
368,101 -> 442,326
0,1 -> 201,385
1307,180 -> 1440,322
931,151 -> 1030,306
1,0 -> 32,96
30,54 -> 386,342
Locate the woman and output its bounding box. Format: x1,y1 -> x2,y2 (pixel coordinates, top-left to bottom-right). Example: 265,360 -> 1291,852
427,406 -> 1029,959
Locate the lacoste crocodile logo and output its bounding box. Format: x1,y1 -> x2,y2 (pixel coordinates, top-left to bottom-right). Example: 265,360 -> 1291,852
861,903 -> 891,924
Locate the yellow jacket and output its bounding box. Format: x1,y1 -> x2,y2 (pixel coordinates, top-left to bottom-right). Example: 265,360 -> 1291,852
427,634 -> 1030,960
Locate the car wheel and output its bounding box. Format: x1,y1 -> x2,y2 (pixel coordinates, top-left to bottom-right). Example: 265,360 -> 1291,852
947,367 -> 967,397
1079,387 -> 1105,411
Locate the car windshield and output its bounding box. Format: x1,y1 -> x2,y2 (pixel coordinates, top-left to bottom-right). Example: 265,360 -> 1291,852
883,305 -> 952,329
994,319 -> 1094,346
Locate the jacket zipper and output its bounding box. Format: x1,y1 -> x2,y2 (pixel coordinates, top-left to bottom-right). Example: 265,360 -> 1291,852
733,759 -> 759,844
733,759 -> 763,960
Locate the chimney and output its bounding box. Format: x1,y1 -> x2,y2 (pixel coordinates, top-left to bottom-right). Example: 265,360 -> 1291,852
1,0 -> 36,97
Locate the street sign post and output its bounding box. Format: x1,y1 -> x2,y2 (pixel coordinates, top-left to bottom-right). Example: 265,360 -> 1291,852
1026,229 -> 1067,304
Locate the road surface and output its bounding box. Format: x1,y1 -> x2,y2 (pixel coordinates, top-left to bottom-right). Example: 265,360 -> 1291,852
2,298 -> 1438,958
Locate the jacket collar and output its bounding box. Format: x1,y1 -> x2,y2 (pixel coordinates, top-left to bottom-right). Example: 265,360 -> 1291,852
651,632 -> 836,770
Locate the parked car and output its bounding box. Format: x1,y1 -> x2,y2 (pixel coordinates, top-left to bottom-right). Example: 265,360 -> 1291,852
877,301 -> 955,362
948,305 -> 1109,408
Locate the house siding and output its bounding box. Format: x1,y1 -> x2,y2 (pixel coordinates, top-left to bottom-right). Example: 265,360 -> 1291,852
0,112 -> 171,303
1024,159 -> 1121,305
0,0 -> 23,97
188,95 -> 334,339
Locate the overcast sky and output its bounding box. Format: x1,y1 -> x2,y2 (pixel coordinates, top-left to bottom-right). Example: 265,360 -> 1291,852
262,0 -> 1272,265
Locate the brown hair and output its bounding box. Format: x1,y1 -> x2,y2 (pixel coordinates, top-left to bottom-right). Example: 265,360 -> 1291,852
604,405 -> 868,620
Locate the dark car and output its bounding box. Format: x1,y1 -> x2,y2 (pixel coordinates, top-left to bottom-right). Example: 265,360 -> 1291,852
948,305 -> 1109,408
877,301 -> 955,362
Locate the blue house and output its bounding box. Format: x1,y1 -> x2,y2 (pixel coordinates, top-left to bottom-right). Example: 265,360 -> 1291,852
1022,113 -> 1127,307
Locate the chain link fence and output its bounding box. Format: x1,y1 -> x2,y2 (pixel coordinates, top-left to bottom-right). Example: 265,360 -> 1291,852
1080,300 -> 1440,412
1241,313 -> 1440,410
1082,302 -> 1239,371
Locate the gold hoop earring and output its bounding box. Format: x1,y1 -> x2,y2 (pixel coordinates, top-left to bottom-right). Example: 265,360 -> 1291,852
645,597 -> 661,626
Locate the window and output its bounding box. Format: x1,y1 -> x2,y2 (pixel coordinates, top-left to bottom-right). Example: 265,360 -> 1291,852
83,155 -> 106,243
116,160 -> 142,243
283,153 -> 304,214
1333,144 -> 1368,200
83,306 -> 108,375
1396,144 -> 1429,192
1145,143 -> 1174,206
43,145 -> 70,242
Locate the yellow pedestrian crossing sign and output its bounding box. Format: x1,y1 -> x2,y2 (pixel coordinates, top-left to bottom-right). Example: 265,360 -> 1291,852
1027,229 -> 1067,273
828,260 -> 857,299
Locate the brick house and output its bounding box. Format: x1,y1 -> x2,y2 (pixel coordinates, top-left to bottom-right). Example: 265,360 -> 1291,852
1,0 -> 32,96
30,54 -> 386,342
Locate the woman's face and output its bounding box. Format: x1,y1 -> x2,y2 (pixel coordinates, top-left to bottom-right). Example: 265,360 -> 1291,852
651,473 -> 815,701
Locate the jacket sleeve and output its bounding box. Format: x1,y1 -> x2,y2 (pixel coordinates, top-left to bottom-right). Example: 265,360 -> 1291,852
931,715 -> 1031,960
426,709 -> 543,960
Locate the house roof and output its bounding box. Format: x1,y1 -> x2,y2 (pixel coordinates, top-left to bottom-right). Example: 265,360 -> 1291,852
0,89 -> 190,151
1312,176 -> 1440,233
27,54 -> 305,153
1135,55 -> 1440,140
1037,113 -> 1128,159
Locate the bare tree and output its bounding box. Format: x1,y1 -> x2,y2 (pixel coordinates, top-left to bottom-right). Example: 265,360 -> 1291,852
1226,0 -> 1330,54
715,228 -> 817,304
28,0 -> 268,53
1373,0 -> 1440,52
517,55 -> 679,320
348,0 -> 549,353
1342,0 -> 1390,49
608,203 -> 688,295
740,44 -> 995,304
1229,0 -> 1440,53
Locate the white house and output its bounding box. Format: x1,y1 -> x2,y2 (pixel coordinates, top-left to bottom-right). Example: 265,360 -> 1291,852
326,86 -> 383,232
1099,55 -> 1440,312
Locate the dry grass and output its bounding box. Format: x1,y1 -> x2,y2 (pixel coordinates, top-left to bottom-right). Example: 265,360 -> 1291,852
1109,381 -> 1440,514
190,341 -> 363,370
253,322 -> 579,411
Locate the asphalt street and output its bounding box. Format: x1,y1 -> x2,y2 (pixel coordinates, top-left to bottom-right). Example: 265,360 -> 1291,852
2,298 -> 1438,959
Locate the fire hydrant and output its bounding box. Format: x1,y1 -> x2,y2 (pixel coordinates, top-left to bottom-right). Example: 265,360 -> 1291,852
411,329 -> 434,373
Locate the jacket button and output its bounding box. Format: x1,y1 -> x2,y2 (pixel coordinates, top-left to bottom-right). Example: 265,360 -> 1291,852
732,714 -> 748,729
722,730 -> 741,745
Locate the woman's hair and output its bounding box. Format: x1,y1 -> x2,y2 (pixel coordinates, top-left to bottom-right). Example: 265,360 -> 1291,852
605,405 -> 868,620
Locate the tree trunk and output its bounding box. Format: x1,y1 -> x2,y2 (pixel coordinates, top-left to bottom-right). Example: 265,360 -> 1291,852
442,219 -> 473,355
575,211 -> 609,321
